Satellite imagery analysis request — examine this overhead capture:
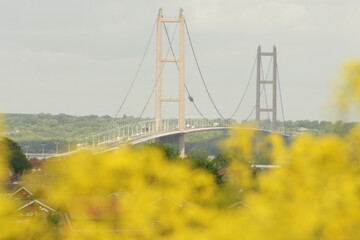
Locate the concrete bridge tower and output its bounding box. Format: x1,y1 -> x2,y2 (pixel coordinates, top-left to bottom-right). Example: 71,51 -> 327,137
256,46 -> 277,131
155,9 -> 186,157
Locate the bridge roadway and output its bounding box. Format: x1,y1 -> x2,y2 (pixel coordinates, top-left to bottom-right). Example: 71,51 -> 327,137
32,125 -> 287,159
129,126 -> 276,145
69,126 -> 283,156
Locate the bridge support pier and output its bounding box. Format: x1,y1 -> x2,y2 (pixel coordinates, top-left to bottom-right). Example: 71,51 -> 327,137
157,133 -> 186,158
178,134 -> 185,158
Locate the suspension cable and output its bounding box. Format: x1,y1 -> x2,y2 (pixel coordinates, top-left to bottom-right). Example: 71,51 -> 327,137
163,23 -> 207,120
107,18 -> 157,130
137,85 -> 155,120
228,55 -> 257,119
242,55 -> 272,124
276,65 -> 287,134
245,85 -> 266,121
184,19 -> 229,124
245,105 -> 256,122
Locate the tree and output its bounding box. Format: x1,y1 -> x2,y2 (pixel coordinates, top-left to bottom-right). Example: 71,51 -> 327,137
47,212 -> 61,226
212,152 -> 231,169
187,148 -> 225,184
1,137 -> 31,175
146,142 -> 179,160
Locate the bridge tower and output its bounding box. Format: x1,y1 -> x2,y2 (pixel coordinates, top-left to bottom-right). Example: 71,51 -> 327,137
155,9 -> 186,157
256,46 -> 277,131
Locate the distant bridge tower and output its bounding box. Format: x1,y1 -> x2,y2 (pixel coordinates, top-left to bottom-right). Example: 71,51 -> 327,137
256,46 -> 277,131
155,9 -> 186,157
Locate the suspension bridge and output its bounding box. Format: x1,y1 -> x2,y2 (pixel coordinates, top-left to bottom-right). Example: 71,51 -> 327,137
53,9 -> 288,158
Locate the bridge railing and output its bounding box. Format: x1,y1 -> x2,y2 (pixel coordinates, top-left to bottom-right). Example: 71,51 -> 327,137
185,117 -> 228,129
77,118 -> 231,149
73,117 -> 228,150
64,117 -> 288,155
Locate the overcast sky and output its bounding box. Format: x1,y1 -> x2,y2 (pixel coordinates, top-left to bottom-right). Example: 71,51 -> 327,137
0,0 -> 359,121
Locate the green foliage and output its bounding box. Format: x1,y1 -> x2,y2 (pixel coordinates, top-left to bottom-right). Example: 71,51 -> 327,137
187,148 -> 209,160
193,159 -> 224,185
47,212 -> 61,226
4,113 -> 148,153
146,143 -> 225,184
186,148 -> 225,184
186,131 -> 228,155
145,142 -> 179,160
1,137 -> 31,174
280,120 -> 356,136
212,152 -> 231,169
254,153 -> 272,165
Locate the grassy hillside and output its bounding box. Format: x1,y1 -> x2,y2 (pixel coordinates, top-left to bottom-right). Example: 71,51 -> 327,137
4,113 -> 142,153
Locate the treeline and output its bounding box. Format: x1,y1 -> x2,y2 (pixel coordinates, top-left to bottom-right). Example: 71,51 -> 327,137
4,113 -> 144,153
242,119 -> 357,136
282,120 -> 356,136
